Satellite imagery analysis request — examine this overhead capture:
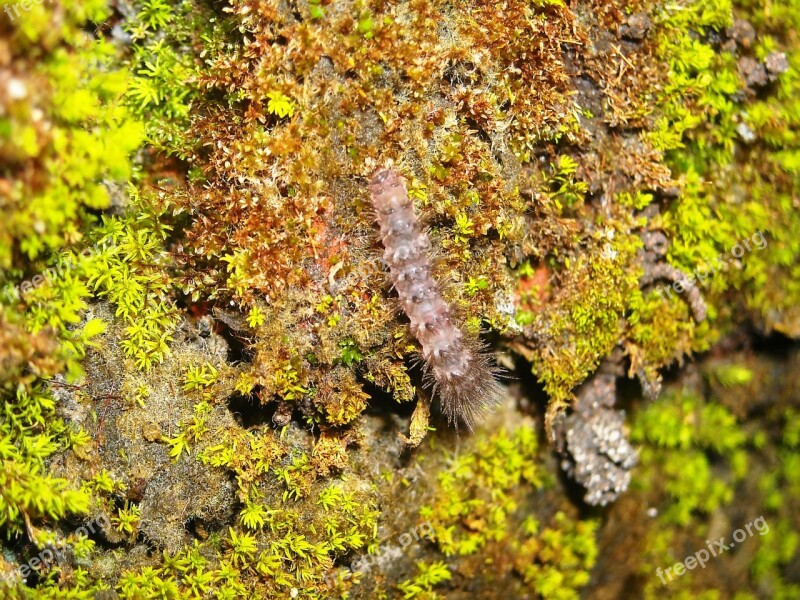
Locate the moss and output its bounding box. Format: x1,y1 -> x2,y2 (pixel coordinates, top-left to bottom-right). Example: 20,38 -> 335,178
518,212 -> 645,410
0,0 -> 143,573
646,0 -> 800,337
512,512 -> 598,600
0,1 -> 143,271
219,476 -> 379,597
419,426 -> 543,556
596,349 -> 800,599
75,0 -> 797,439
396,560 -> 452,599
22,194 -> 179,373
105,0 -> 593,435
631,390 -> 748,525
0,447 -> 89,538
406,424 -> 597,598
750,518 -> 800,599
2,0 -> 800,596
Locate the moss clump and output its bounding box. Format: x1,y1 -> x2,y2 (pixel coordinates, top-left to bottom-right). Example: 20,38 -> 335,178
108,475 -> 380,599
631,390 -> 748,526
396,560 -> 452,599
23,194 -> 179,373
0,0 -> 142,270
590,350 -> 800,600
406,423 -> 597,598
420,426 -> 543,556
0,0 -> 143,585
512,512 -> 598,600
646,0 -> 800,338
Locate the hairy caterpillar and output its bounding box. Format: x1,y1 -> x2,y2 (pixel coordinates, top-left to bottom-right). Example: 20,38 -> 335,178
369,168 -> 501,429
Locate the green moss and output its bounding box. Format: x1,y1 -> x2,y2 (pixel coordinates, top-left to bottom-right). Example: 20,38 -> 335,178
646,0 -> 736,158
396,560 -> 452,599
512,512 -> 598,600
0,2 -> 143,270
403,424 -> 599,597
632,390 -> 748,525
420,426 -> 543,556
0,445 -> 89,539
105,469 -> 380,598
24,193 -> 179,372
123,0 -> 207,156
0,0 -> 145,567
644,0 -> 800,337
750,518 -> 800,599
520,212 -> 644,408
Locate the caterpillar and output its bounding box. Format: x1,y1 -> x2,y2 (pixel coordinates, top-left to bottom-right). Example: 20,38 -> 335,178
369,168 -> 501,429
